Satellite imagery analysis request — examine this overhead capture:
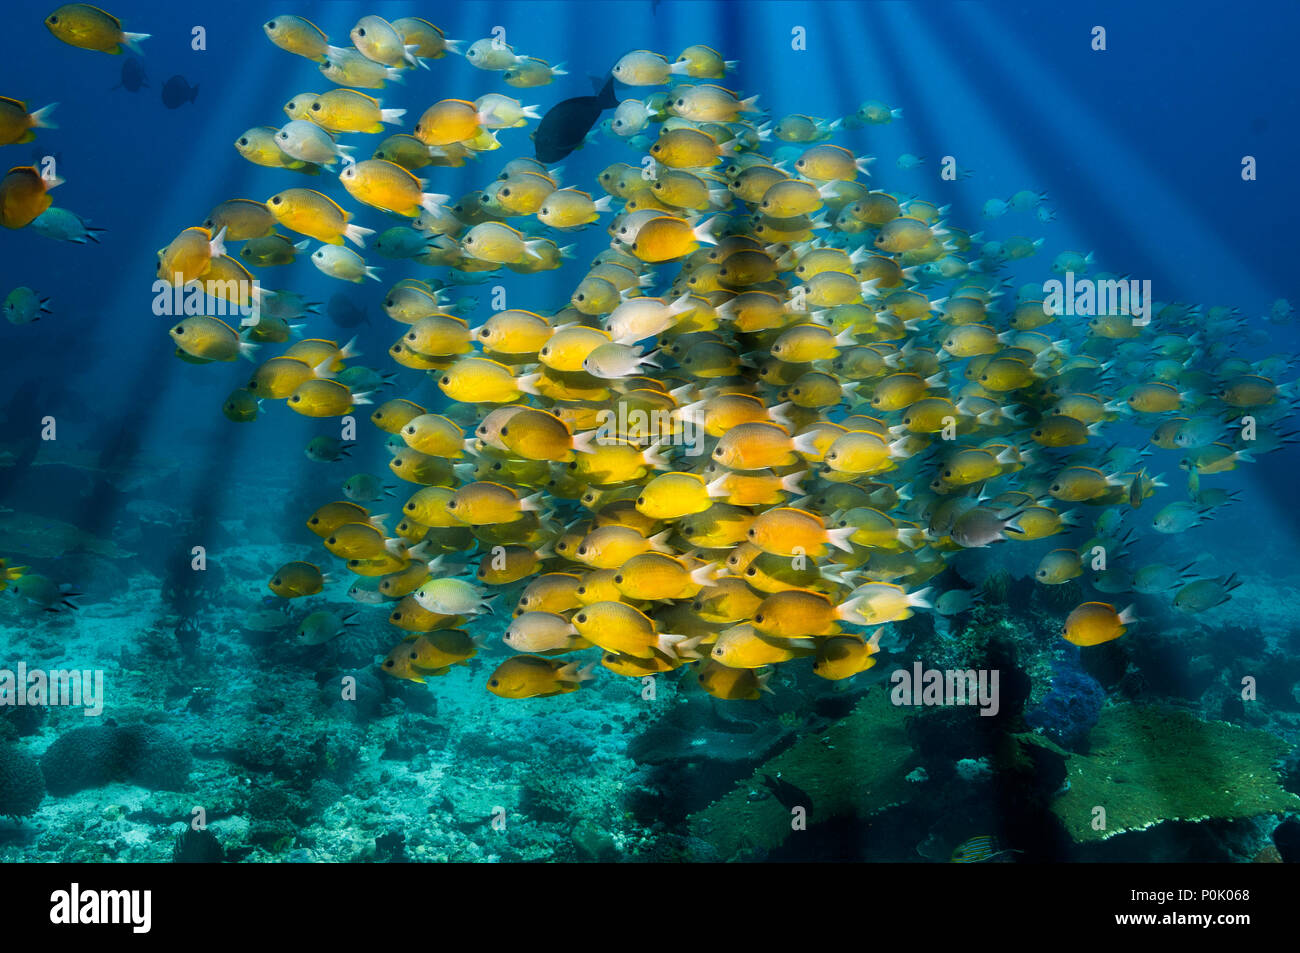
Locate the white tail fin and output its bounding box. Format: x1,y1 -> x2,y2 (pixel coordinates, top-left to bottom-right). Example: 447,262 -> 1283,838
29,103 -> 57,129
689,562 -> 723,587
692,215 -> 725,246
642,444 -> 671,469
121,32 -> 149,55
647,528 -> 674,553
420,192 -> 451,213
343,224 -> 375,248
908,587 -> 933,610
790,431 -> 823,456
571,430 -> 600,455
826,526 -> 856,553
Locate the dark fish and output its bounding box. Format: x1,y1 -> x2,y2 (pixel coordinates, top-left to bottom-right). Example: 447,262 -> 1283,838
327,294 -> 369,328
762,773 -> 813,817
162,75 -> 199,109
1128,467 -> 1146,508
114,57 -> 148,92
532,74 -> 618,163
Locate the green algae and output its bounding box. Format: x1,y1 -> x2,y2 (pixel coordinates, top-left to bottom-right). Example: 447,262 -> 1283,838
1039,703 -> 1300,843
688,689 -> 915,858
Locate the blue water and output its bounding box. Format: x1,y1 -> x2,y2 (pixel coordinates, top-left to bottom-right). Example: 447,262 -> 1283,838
1,0 -> 1298,863
3,1 -> 1298,472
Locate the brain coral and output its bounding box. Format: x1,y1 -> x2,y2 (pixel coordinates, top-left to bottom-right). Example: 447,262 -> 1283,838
41,724 -> 192,795
0,743 -> 45,817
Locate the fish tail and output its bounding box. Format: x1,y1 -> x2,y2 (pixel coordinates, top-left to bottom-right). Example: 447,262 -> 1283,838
597,73 -> 619,110
121,32 -> 150,55
29,103 -> 58,129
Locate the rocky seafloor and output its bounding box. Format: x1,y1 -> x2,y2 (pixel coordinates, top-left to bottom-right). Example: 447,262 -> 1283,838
2,529 -> 1300,863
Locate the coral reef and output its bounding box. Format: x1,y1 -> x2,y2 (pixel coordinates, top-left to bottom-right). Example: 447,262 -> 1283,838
688,690 -> 915,859
0,703 -> 46,740
1025,653 -> 1106,750
0,743 -> 45,817
40,724 -> 192,795
1037,703 -> 1300,843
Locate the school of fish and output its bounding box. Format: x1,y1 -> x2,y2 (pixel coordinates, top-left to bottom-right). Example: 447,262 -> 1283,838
24,9 -> 1276,699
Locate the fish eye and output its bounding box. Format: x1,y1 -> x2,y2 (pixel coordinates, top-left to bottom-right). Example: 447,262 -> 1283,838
49,14 -> 58,22
440,376 -> 450,384
356,28 -> 366,36
265,20 -> 275,28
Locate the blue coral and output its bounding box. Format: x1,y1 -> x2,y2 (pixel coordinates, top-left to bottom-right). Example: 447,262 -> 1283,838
1026,653 -> 1105,750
